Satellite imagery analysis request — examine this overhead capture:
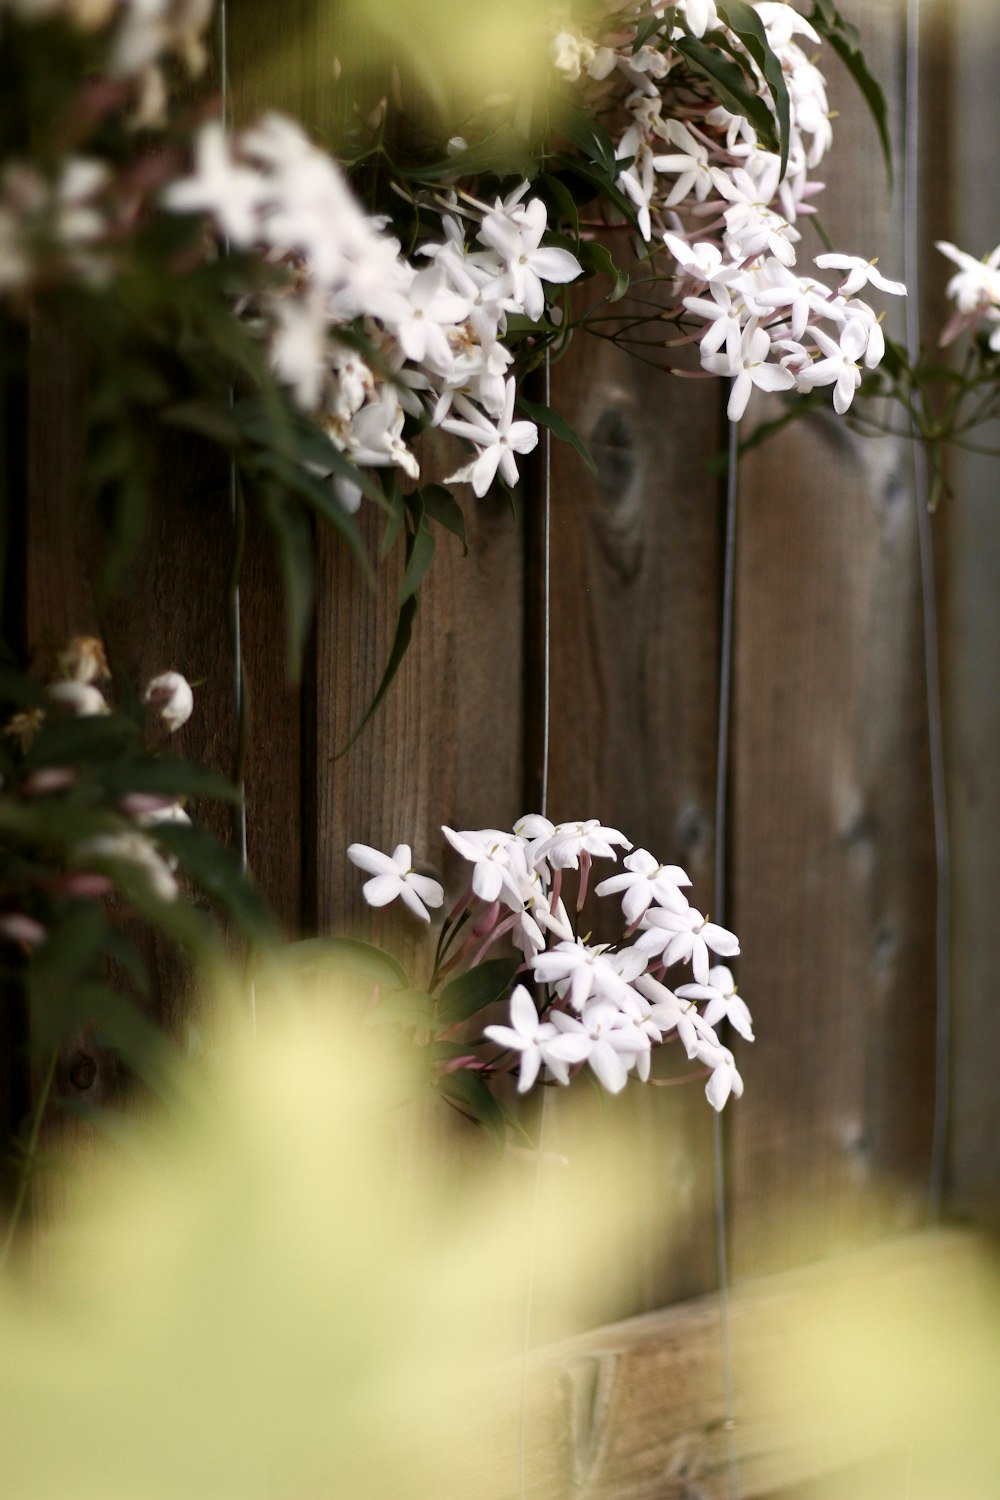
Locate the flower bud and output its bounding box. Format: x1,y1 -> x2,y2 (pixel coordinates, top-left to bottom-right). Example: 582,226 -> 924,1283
58,635 -> 109,684
143,671 -> 194,733
46,681 -> 109,716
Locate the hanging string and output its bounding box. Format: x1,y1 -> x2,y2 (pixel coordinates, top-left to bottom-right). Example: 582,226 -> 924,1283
902,0 -> 950,1224
711,409 -> 741,1500
516,348 -> 554,1500
219,0 -> 255,1037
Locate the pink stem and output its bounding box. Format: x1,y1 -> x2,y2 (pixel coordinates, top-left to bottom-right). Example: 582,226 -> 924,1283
470,912 -> 518,968
576,851 -> 592,911
549,868 -> 563,915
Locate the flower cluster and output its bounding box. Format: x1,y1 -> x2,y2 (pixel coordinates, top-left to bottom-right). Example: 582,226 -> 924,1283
561,2 -> 906,418
0,639 -> 196,945
164,122 -> 582,505
349,816 -> 751,1111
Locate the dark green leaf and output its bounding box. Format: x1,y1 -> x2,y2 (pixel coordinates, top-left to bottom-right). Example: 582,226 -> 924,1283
333,594 -> 418,759
811,5 -> 893,187
438,1067 -> 506,1146
676,36 -> 780,155
437,956 -> 519,1027
234,396 -> 385,509
540,172 -> 580,247
250,451 -> 373,583
154,822 -> 278,945
577,240 -> 629,302
28,714 -> 141,770
420,485 -> 468,554
161,400 -> 241,448
398,130 -> 535,182
516,396 -> 597,476
99,758 -> 241,803
557,107 -> 619,181
716,1 -> 791,177
287,937 -> 408,989
259,489 -> 315,683
553,153 -> 638,226
399,519 -> 435,605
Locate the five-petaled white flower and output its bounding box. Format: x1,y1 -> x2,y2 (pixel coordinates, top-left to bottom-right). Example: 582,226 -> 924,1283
594,848 -> 691,923
347,841 -> 444,922
483,985 -> 590,1092
676,964 -> 754,1041
442,377 -> 538,497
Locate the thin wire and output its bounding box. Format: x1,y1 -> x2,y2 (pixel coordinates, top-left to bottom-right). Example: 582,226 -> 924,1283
220,0 -> 255,1037
903,0 -> 950,1223
712,410 -> 741,1500
517,348 -> 554,1500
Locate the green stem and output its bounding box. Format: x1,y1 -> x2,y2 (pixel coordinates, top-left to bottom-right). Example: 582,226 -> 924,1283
0,1046 -> 58,1268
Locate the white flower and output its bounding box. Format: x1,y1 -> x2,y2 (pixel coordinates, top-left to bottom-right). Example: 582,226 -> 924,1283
676,964 -> 754,1042
796,319 -> 869,414
441,377 -> 538,497
594,848 -> 691,923
143,671 -> 194,733
347,842 -> 444,923
549,1004 -> 646,1094
696,1039 -> 744,1110
702,319 -> 795,421
477,193 -> 582,322
534,819 -> 632,871
441,825 -> 525,905
531,939 -> 646,1014
635,906 -> 740,984
163,123 -> 265,248
814,253 -> 906,298
483,985 -> 589,1092
46,681 -> 109,717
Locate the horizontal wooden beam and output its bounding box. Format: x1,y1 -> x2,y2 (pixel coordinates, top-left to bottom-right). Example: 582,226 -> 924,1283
472,1228 -> 992,1500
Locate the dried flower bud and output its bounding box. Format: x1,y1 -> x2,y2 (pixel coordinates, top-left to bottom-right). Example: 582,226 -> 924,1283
3,708 -> 45,752
46,681 -> 109,716
143,671 -> 193,733
58,635 -> 110,684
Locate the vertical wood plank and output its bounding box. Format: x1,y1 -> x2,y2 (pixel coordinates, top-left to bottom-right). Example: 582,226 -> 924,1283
534,308 -> 728,1329
730,0 -> 939,1277
943,0 -> 1000,1224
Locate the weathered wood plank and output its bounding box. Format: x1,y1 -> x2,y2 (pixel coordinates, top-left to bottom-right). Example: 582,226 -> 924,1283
537,305 -> 727,1326
487,1228 -> 992,1500
942,0 -> 1000,1226
730,0 -> 939,1277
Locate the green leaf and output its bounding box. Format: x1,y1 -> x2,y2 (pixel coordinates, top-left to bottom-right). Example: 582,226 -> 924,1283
333,594 -> 418,759
399,518 -> 435,605
259,489 -> 315,683
516,396 -> 597,476
634,10 -> 671,50
557,106 -> 619,181
436,956 -> 519,1028
676,35 -> 780,155
553,153 -> 638,226
234,396 -> 385,509
540,171 -> 580,247
810,3 -> 893,187
366,988 -> 437,1029
28,714 -> 141,770
160,400 -> 241,448
576,240 -> 629,302
154,822 -> 278,945
420,484 -> 468,555
437,1067 -> 506,1146
398,130 -> 535,183
98,758 -> 242,803
249,450 -> 373,584
286,937 -> 408,990
716,1 -> 791,177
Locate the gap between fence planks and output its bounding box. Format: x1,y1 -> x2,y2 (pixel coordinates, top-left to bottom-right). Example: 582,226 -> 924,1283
477,1226 -> 995,1500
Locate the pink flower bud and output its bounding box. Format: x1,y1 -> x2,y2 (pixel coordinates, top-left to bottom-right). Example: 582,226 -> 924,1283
0,913 -> 46,948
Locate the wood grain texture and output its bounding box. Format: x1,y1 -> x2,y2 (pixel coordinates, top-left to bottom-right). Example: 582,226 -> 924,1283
730,1 -> 938,1277
537,308 -> 728,1324
942,0 -> 1000,1224
487,1228 -> 993,1500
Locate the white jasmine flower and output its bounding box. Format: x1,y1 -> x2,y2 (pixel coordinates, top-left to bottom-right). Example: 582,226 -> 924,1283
483,985 -> 589,1092
441,825 -> 525,905
676,963 -> 754,1042
143,671 -> 194,733
635,906 -> 740,984
441,377 -> 538,497
163,123 -> 266,248
702,319 -> 795,421
814,253 -> 906,298
347,841 -> 444,922
796,320 -> 869,413
477,193 -> 581,322
549,1004 -> 646,1094
594,848 -> 691,923
534,819 -> 632,870
697,1039 -> 744,1111
532,939 -> 645,1015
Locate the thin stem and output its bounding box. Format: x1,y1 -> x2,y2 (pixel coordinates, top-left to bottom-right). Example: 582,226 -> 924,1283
0,1046 -> 58,1268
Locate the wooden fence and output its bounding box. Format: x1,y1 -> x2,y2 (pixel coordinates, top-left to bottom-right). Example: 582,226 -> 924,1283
9,1 -> 1000,1495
